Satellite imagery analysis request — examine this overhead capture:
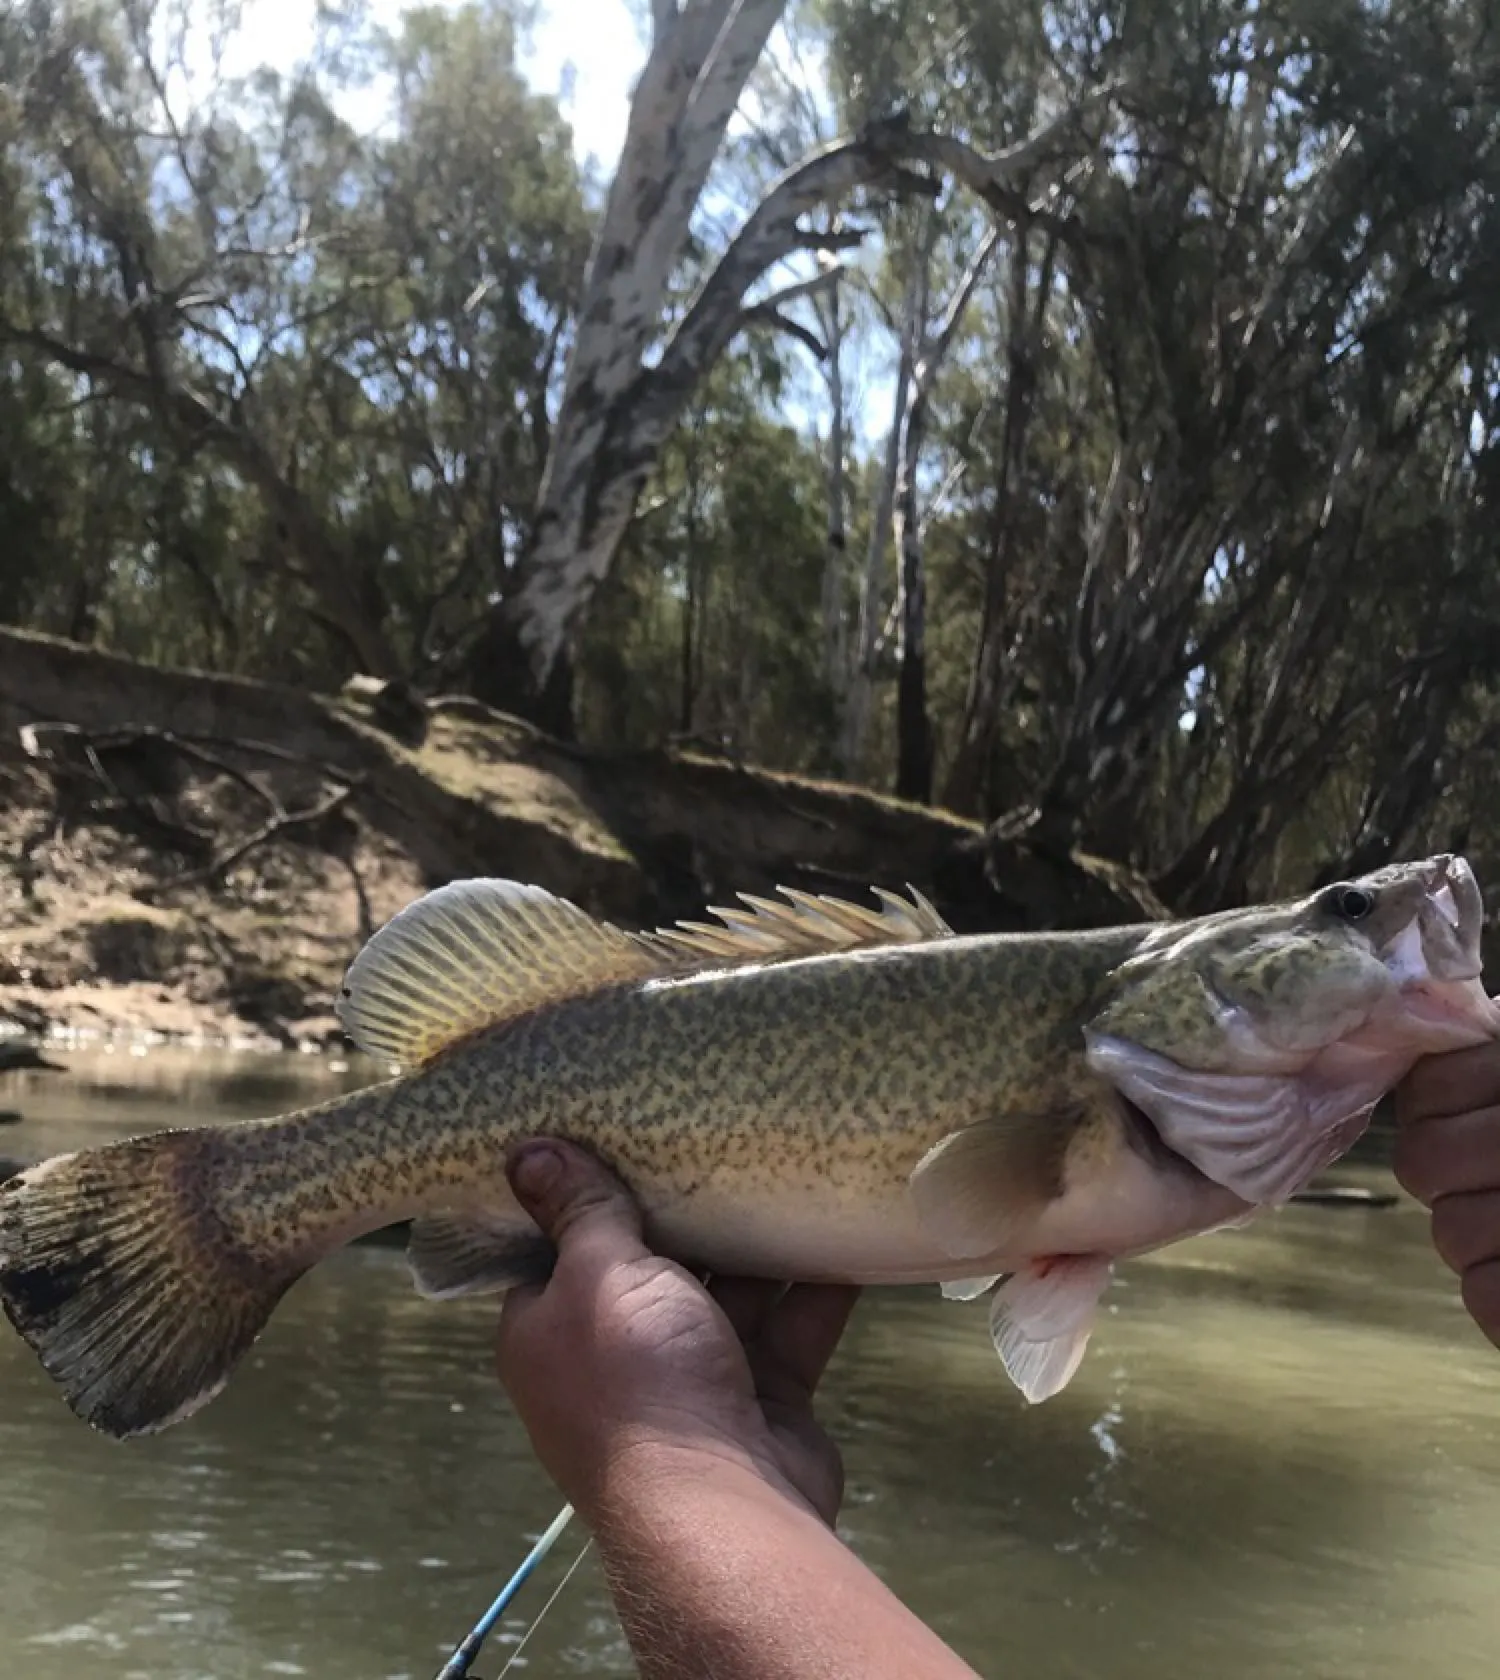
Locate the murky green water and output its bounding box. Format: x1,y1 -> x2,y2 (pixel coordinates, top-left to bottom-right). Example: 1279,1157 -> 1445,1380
1,1048 -> 1498,1679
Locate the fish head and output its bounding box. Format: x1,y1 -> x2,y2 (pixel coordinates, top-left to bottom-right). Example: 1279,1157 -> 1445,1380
1084,854 -> 1500,1206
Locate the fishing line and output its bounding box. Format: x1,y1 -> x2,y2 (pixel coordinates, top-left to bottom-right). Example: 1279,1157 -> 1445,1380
432,1501 -> 575,1680
494,1534 -> 595,1678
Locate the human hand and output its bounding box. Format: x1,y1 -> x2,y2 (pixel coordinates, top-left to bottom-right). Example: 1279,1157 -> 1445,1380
1393,1041 -> 1500,1349
494,1139 -> 860,1529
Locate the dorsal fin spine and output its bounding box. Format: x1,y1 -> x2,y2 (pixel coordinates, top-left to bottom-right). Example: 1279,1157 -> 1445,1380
337,878 -> 955,1070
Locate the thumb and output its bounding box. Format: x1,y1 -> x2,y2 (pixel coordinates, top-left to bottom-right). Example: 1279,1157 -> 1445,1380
506,1138 -> 648,1272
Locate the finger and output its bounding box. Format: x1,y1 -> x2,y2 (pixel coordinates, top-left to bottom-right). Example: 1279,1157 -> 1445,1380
1460,1259 -> 1500,1350
495,1277 -> 546,1379
1429,1189 -> 1500,1276
751,1283 -> 860,1407
707,1275 -> 786,1344
505,1138 -> 648,1279
1393,1108 -> 1500,1206
1395,1041 -> 1500,1127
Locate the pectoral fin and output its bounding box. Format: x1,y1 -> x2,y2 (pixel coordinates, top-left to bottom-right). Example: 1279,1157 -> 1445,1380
1085,1032 -> 1364,1207
908,1118 -> 1062,1259
406,1213 -> 555,1299
989,1255 -> 1113,1403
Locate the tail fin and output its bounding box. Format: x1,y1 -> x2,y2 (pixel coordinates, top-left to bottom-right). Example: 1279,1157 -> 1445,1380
0,1132 -> 301,1438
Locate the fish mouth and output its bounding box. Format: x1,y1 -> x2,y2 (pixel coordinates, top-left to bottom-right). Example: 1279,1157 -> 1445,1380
1376,854 -> 1500,1049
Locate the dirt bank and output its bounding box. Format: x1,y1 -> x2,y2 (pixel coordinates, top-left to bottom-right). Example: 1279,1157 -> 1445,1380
0,628 -> 1165,1047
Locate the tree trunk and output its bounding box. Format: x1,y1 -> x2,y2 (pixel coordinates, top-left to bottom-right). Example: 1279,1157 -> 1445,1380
942,233 -> 1043,816
840,226 -> 933,776
462,613 -> 580,735
893,466 -> 932,801
464,0 -> 789,717
463,95 -> 1114,721
680,440 -> 704,736
818,275 -> 849,705
892,223 -> 1000,803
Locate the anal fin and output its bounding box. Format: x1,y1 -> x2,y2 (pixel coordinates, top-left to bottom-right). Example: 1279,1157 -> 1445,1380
989,1255 -> 1113,1404
407,1213 -> 555,1300
941,1274 -> 1002,1302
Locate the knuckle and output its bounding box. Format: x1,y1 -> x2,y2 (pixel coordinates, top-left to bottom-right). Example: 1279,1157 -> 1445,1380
550,1180 -> 621,1230
1460,1261 -> 1500,1349
1430,1191 -> 1500,1275
1392,1132 -> 1437,1205
1414,1043 -> 1500,1120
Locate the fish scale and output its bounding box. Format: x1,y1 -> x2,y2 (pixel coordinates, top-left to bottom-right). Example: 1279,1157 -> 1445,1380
1,857 -> 1496,1440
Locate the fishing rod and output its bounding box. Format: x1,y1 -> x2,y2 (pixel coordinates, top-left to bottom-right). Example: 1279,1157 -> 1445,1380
493,1532 -> 594,1679
432,1501 -> 578,1680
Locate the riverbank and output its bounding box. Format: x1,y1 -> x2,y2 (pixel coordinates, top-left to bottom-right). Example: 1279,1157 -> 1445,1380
0,627 -> 1164,1048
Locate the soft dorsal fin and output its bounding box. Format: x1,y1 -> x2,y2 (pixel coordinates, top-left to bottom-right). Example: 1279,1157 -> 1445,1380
628,883 -> 952,965
338,878 -> 955,1068
337,879 -> 669,1066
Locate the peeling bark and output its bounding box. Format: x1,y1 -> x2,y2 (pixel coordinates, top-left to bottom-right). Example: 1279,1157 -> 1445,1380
471,74 -> 1122,722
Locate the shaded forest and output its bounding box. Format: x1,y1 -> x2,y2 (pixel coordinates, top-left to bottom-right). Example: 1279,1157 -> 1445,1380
3,0 -> 1500,982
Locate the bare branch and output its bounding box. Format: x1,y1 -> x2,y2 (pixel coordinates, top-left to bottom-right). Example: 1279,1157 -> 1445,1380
136,786 -> 352,900
751,265 -> 847,313
915,222 -> 1001,397
1241,123 -> 1358,356
496,88 -> 1129,696
739,305 -> 827,359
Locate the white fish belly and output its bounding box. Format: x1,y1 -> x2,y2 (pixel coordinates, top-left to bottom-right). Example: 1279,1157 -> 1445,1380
643,1146 -> 1250,1286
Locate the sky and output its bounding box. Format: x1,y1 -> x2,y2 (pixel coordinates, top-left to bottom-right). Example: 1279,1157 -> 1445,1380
224,0 -> 644,167
212,0 -> 878,443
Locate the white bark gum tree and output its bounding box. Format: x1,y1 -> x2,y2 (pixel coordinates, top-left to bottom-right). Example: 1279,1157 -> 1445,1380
837,220 -> 931,779
842,154 -> 1085,786
810,263 -> 850,705
470,17 -> 1123,727
892,221 -> 1001,802
469,0 -> 791,717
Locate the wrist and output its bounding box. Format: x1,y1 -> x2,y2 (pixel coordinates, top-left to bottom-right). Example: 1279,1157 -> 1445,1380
583,1428 -> 813,1535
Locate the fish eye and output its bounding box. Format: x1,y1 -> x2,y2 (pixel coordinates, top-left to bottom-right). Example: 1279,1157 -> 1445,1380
1327,884 -> 1375,921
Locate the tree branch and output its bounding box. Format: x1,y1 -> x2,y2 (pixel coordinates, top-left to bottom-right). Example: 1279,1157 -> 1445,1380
915,222 -> 1001,398
0,321 -> 399,677
739,305 -> 827,358
136,785 -> 352,900
501,90 -> 1128,695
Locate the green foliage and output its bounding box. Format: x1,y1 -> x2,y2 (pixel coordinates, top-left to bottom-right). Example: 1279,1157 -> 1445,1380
5,0 -> 1500,911
0,0 -> 588,679
576,358 -> 837,769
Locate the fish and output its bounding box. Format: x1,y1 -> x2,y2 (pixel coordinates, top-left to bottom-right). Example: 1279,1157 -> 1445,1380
1,853 -> 1496,1439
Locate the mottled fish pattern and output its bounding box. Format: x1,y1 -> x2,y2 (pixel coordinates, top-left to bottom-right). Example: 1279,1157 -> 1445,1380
2,855 -> 1496,1439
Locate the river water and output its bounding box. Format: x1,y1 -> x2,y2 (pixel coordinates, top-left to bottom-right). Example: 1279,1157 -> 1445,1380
1,1048 -> 1497,1679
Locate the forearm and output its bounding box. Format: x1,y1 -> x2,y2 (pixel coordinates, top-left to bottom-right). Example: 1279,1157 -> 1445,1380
586,1446 -> 983,1680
